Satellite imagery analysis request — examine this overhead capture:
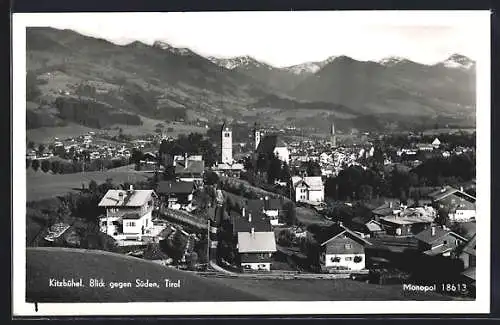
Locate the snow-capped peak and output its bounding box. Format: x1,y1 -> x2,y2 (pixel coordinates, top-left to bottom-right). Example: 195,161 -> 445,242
208,55 -> 271,70
378,56 -> 407,66
442,54 -> 475,70
285,56 -> 338,75
152,40 -> 192,56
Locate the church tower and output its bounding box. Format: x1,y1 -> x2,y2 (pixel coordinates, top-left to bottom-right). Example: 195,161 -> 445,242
221,124 -> 233,164
254,122 -> 262,151
331,122 -> 336,148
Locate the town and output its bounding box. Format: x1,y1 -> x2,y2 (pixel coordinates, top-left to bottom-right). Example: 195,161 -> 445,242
26,120 -> 477,298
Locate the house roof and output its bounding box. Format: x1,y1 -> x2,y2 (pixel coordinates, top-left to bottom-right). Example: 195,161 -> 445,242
423,245 -> 454,256
300,176 -> 323,191
459,234 -> 476,256
98,190 -> 156,207
237,232 -> 277,253
414,226 -> 467,245
291,176 -> 303,186
366,220 -> 384,232
380,215 -> 434,225
461,266 -> 476,281
320,224 -> 372,247
175,159 -> 204,174
122,212 -> 143,220
428,186 -> 476,202
157,181 -> 194,195
232,212 -> 271,233
372,201 -> 400,217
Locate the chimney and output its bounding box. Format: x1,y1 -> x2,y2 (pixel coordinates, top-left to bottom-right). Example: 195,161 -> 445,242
129,184 -> 133,192
248,213 -> 252,223
431,226 -> 436,236
242,207 -> 245,217
460,186 -> 464,192
389,201 -> 393,208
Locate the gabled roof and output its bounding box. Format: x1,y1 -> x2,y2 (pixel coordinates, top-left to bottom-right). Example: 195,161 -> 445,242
237,232 -> 277,253
423,245 -> 454,256
175,159 -> 205,174
291,176 -> 303,186
414,226 -> 467,245
299,176 -> 323,191
428,186 -> 476,202
461,266 -> 476,281
232,211 -> 271,233
372,201 -> 400,217
320,224 -> 372,247
366,220 -> 384,232
98,190 -> 156,207
157,181 -> 194,195
457,234 -> 476,256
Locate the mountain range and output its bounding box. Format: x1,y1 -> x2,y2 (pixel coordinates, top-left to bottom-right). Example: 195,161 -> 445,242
26,27 -> 476,132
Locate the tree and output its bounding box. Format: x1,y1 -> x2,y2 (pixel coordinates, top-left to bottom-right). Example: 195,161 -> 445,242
283,201 -> 297,226
88,180 -> 98,193
166,231 -> 188,263
131,148 -> 143,170
26,71 -> 41,101
41,159 -> 51,173
38,144 -> 45,155
358,184 -> 373,201
31,159 -> 40,171
27,141 -> 35,150
186,252 -> 199,269
436,207 -> 452,227
306,160 -> 322,177
277,229 -> 294,247
203,170 -> 220,186
267,155 -> 282,184
50,160 -> 61,174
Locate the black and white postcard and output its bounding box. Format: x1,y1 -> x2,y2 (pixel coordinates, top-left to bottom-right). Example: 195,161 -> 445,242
12,10 -> 491,316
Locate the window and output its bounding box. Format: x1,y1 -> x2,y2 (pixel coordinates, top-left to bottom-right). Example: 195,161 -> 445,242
331,257 -> 341,263
224,133 -> 230,137
345,244 -> 352,249
443,240 -> 448,245
345,257 -> 353,261
126,221 -> 136,227
244,265 -> 251,269
353,256 -> 363,263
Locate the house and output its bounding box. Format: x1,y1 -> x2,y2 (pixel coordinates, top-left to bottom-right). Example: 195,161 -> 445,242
213,162 -> 244,178
175,158 -> 205,185
319,224 -> 372,272
294,176 -> 324,203
237,230 -> 277,272
455,234 -> 476,270
233,209 -> 276,271
350,216 -> 385,237
246,197 -> 282,226
138,152 -> 159,171
98,186 -> 157,240
157,181 -> 194,210
414,225 -> 468,257
432,137 -> 441,148
428,186 -> 476,222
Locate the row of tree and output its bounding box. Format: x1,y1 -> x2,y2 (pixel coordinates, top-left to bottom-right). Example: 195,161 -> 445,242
325,151 -> 475,202
26,157 -> 130,174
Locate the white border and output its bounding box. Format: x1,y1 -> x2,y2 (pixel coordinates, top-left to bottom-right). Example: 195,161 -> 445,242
12,11 -> 491,316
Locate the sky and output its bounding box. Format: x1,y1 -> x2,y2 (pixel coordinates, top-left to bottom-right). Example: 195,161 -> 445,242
22,11 -> 489,67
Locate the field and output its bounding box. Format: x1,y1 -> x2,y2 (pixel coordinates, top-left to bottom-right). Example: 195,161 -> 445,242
26,168 -> 151,201
26,247 -> 462,303
206,277 -> 457,301
26,118 -> 207,144
26,247 -> 260,302
295,207 -> 334,227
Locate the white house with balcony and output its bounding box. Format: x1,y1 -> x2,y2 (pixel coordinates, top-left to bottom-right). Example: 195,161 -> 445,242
294,176 -> 325,203
98,186 -> 157,241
